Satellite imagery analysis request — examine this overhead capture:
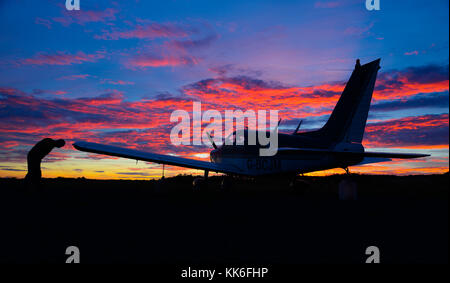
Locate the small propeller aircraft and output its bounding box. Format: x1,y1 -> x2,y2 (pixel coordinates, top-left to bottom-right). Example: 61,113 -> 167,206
74,59 -> 429,185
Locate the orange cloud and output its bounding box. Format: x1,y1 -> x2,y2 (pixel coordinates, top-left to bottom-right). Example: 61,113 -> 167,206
1,63 -> 448,178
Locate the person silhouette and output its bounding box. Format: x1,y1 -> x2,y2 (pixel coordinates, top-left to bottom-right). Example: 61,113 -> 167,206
25,138 -> 65,190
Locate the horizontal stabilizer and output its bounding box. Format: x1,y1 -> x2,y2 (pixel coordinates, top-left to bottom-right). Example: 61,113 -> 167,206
277,147 -> 429,159
363,151 -> 430,159
358,157 -> 392,165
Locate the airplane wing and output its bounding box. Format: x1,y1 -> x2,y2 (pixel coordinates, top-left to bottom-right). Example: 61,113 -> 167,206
73,141 -> 241,175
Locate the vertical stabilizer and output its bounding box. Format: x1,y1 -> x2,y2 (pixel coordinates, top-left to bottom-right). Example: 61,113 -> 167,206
302,59 -> 380,145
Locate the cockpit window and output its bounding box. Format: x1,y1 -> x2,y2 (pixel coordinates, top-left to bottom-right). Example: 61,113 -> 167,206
236,133 -> 245,145
224,132 -> 236,145
224,130 -> 248,146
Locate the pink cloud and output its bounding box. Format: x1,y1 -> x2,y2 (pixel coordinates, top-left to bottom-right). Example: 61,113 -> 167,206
53,90 -> 67,95
53,8 -> 118,26
344,22 -> 374,36
0,141 -> 19,150
314,1 -> 341,8
404,50 -> 419,56
20,51 -> 105,66
95,22 -> 190,40
32,89 -> 67,96
101,79 -> 135,85
0,61 -> 448,177
35,17 -> 52,29
127,54 -> 198,68
58,74 -> 95,80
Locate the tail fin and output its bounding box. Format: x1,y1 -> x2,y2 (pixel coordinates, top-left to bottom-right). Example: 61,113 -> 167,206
302,58 -> 380,144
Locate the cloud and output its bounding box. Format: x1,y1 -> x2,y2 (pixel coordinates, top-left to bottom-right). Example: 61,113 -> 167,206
364,114 -> 449,149
32,89 -> 67,96
344,22 -> 374,36
95,22 -> 191,40
0,62 -> 448,170
115,172 -> 152,176
404,50 -> 419,56
182,62 -> 449,120
0,168 -> 26,172
57,74 -> 95,80
53,8 -> 118,26
35,17 -> 52,29
20,51 -> 105,66
397,64 -> 449,84
57,74 -> 133,85
374,64 -> 449,100
314,1 -> 341,8
0,86 -> 200,163
127,53 -> 198,68
182,75 -> 343,118
208,64 -> 263,78
101,79 -> 135,85
0,141 -> 19,150
100,20 -> 217,69
169,34 -> 218,50
371,91 -> 449,112
41,151 -> 72,163
76,92 -> 124,105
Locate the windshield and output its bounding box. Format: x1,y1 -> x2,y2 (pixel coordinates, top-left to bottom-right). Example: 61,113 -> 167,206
224,132 -> 236,145
224,130 -> 247,146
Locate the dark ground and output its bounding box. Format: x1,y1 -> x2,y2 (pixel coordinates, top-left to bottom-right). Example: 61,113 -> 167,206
0,174 -> 448,263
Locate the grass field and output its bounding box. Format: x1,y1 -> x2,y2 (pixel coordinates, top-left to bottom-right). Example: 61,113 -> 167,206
0,174 -> 448,263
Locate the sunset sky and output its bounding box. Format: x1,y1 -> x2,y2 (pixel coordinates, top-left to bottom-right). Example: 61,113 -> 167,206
0,0 -> 448,179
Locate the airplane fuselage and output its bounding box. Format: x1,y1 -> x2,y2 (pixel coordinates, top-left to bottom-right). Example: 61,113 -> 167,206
210,132 -> 364,176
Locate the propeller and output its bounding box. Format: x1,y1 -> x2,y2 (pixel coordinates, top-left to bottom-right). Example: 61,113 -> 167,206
293,120 -> 303,134
206,132 -> 218,149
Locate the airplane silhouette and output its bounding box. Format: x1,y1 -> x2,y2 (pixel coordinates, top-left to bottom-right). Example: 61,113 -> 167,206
73,59 -> 429,180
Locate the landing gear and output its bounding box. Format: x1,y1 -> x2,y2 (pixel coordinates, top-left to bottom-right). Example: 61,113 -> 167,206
343,167 -> 350,175
192,170 -> 209,192
154,164 -> 166,192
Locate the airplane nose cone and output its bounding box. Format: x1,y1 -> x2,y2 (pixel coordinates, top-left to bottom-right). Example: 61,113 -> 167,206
210,148 -> 220,162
